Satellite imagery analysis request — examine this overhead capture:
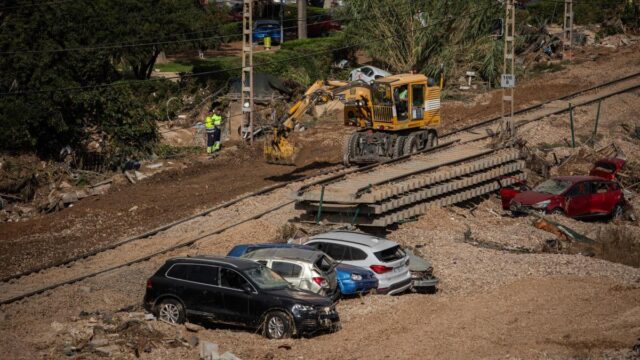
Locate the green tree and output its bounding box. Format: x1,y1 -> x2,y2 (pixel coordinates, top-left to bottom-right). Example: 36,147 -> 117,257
0,0 -> 228,159
338,0 -> 502,84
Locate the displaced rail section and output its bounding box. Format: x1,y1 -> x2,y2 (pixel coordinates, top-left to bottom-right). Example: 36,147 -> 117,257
297,144 -> 525,227
296,72 -> 640,227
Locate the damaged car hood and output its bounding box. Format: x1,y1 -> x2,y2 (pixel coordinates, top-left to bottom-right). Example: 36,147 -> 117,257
512,191 -> 555,205
263,287 -> 332,306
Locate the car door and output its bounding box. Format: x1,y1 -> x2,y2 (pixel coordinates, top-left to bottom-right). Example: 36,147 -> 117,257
185,265 -> 224,318
602,181 -> 622,214
166,264 -> 222,318
218,268 -> 254,325
564,181 -> 592,217
410,84 -> 425,121
270,261 -> 303,288
590,181 -> 609,215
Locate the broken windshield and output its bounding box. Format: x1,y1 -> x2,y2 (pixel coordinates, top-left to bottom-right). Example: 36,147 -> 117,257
372,83 -> 393,106
533,179 -> 572,195
245,265 -> 290,290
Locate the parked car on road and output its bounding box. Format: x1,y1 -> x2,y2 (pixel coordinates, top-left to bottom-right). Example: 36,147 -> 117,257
348,66 -> 391,84
253,20 -> 282,45
305,231 -> 412,295
143,256 -> 340,339
509,176 -> 625,219
227,243 -> 378,296
242,248 -> 340,300
307,14 -> 341,37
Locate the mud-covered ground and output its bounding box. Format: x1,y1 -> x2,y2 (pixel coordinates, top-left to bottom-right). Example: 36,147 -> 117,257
1,41 -> 640,360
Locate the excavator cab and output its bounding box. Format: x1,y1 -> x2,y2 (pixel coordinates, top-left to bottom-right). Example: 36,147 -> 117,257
369,74 -> 441,130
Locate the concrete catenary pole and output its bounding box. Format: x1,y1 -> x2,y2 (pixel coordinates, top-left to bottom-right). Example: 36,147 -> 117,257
241,0 -> 254,144
501,0 -> 516,138
563,0 -> 574,61
298,0 -> 307,39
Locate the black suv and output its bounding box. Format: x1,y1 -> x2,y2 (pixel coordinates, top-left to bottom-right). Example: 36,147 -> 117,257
144,256 -> 340,339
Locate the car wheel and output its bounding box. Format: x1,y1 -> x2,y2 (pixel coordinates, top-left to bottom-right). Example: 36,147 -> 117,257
157,298 -> 186,324
264,311 -> 293,339
611,204 -> 624,220
548,208 -> 564,216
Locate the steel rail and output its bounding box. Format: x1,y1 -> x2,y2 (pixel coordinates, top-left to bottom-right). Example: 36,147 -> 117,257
3,70 -> 639,305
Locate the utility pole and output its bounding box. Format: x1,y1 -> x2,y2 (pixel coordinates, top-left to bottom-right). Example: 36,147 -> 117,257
280,0 -> 284,44
241,0 -> 254,144
500,0 -> 516,138
297,0 -> 307,39
563,0 -> 574,61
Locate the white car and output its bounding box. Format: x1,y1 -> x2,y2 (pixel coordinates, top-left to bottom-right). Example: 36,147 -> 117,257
242,248 -> 340,300
304,231 -> 411,295
348,66 -> 391,84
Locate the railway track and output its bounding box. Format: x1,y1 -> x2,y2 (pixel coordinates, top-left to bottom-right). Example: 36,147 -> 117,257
296,72 -> 640,227
2,72 -> 639,306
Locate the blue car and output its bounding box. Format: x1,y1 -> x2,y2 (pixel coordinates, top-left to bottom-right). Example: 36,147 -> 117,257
334,263 -> 378,296
226,243 -> 378,296
252,20 -> 282,44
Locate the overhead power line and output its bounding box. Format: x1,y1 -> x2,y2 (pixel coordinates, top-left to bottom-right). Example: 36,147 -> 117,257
0,0 -> 426,55
1,4 -> 496,97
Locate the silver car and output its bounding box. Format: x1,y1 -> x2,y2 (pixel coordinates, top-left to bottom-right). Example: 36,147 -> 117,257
348,65 -> 391,84
242,248 -> 339,299
304,231 -> 412,295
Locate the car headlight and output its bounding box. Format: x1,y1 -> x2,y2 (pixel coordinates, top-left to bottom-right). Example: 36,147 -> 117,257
291,304 -> 316,317
350,273 -> 363,281
532,200 -> 551,209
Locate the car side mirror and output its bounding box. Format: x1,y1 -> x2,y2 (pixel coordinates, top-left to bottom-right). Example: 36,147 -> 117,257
241,283 -> 253,294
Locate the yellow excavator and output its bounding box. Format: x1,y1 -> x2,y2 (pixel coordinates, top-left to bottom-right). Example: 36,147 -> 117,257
264,73 -> 442,166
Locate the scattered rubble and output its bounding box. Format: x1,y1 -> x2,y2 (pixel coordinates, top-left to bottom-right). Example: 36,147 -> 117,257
46,310 -> 244,359
200,341 -> 219,360
185,322 -> 204,332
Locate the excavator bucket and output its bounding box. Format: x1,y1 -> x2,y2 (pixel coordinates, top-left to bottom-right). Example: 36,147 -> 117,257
264,133 -> 298,165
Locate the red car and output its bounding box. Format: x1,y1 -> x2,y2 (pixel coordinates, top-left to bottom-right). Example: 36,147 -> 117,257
589,158 -> 626,181
508,176 -> 625,219
307,14 -> 341,37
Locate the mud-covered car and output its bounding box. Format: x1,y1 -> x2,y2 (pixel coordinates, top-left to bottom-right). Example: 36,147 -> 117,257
509,176 -> 625,219
305,231 -> 412,295
405,249 -> 439,292
242,248 -> 340,300
227,243 -> 378,296
143,256 -> 340,339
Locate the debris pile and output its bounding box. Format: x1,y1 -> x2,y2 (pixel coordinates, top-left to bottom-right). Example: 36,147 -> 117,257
0,153 -> 179,222
51,309 -> 242,359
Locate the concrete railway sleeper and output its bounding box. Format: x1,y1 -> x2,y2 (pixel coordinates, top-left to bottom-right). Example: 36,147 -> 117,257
297,160 -> 525,215
302,172 -> 526,227
301,143 -> 491,203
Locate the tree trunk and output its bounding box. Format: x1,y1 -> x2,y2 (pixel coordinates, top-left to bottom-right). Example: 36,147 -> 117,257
297,0 -> 307,39
144,48 -> 161,79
